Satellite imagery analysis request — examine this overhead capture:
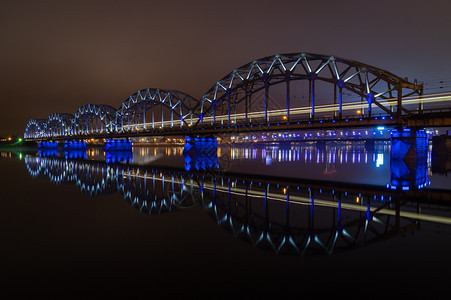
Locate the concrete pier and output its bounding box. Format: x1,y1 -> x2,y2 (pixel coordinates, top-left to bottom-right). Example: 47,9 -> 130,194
390,128 -> 428,160
390,128 -> 429,190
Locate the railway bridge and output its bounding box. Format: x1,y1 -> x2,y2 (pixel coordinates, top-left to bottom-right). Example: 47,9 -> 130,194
23,52 -> 450,155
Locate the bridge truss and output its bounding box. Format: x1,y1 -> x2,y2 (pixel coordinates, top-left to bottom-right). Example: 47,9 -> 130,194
197,53 -> 423,126
71,104 -> 117,135
24,52 -> 426,139
24,118 -> 47,139
114,89 -> 199,132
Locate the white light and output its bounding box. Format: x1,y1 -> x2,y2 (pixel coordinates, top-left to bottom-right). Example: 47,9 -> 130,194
376,153 -> 384,168
377,126 -> 385,130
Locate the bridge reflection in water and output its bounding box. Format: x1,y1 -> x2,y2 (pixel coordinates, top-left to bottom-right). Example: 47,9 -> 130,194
24,149 -> 451,256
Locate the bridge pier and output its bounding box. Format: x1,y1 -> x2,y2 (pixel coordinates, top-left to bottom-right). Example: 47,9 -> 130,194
183,136 -> 218,171
390,153 -> 428,190
390,128 -> 427,160
105,139 -> 132,151
184,136 -> 218,155
38,141 -> 58,149
64,140 -> 87,150
390,128 -> 428,190
105,150 -> 133,163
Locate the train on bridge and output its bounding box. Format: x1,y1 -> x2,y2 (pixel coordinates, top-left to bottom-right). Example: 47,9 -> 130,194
22,52 -> 450,158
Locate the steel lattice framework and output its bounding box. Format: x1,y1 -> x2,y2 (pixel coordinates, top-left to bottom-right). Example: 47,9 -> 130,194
24,118 -> 47,139
44,113 -> 74,137
196,52 -> 423,125
72,104 -> 117,135
115,88 -> 199,132
24,52 -> 425,139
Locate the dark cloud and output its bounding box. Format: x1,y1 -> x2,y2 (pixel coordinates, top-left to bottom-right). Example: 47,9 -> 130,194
1,0 -> 450,136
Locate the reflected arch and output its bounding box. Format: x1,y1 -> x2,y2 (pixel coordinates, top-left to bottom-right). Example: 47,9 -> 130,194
74,162 -> 117,195
116,168 -> 197,214
198,178 -> 419,256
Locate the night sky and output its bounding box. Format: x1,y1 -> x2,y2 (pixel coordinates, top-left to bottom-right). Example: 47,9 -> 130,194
1,0 -> 450,137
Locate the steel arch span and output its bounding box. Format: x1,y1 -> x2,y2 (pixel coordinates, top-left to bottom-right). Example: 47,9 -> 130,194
115,88 -> 200,132
72,104 -> 117,135
44,113 -> 74,138
196,52 -> 423,127
24,118 -> 47,139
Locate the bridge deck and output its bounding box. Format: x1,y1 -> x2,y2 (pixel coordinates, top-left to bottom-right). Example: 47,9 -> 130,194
26,109 -> 451,141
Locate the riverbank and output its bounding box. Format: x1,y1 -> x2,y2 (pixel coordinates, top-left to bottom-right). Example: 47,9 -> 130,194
0,140 -> 38,150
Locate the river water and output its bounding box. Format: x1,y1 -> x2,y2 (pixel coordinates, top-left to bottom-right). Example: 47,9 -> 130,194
1,141 -> 451,297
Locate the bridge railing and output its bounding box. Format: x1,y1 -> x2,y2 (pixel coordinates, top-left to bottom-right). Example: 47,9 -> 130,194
408,107 -> 451,115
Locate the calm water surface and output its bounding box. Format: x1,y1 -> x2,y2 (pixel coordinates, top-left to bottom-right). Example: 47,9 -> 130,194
1,142 -> 451,298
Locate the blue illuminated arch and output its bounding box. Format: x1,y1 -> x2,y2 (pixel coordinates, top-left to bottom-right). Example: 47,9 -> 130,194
72,104 -> 117,135
24,118 -> 47,139
196,52 -> 423,126
115,88 -> 200,132
44,113 -> 74,137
